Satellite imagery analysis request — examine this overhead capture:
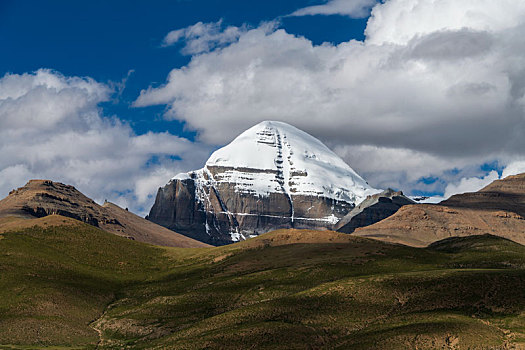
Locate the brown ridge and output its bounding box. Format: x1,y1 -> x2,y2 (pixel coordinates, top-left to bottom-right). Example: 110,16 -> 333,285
353,173 -> 525,247
0,180 -> 210,248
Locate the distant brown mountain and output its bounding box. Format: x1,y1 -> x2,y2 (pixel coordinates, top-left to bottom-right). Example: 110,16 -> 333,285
0,180 -> 209,248
442,173 -> 525,216
353,174 -> 525,247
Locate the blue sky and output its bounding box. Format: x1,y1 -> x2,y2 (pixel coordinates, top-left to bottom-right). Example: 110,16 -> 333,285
1,0 -> 525,214
0,0 -> 367,139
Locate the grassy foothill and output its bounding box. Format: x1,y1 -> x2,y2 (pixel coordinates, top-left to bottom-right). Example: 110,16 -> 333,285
1,220 -> 525,349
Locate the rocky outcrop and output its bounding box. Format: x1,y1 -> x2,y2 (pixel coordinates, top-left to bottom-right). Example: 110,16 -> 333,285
0,180 -> 209,248
334,189 -> 414,233
1,180 -> 120,228
147,121 -> 376,246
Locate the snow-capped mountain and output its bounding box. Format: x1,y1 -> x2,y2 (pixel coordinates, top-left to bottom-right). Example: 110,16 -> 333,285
147,121 -> 379,245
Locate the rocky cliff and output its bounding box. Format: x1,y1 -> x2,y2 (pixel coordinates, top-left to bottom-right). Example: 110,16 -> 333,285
147,121 -> 378,245
334,189 -> 414,233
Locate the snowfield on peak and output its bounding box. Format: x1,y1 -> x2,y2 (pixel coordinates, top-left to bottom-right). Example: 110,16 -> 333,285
174,121 -> 379,205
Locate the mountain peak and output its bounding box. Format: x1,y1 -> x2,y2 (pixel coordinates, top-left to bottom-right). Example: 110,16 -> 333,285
207,120 -> 346,169
157,121 -> 379,245
197,120 -> 377,203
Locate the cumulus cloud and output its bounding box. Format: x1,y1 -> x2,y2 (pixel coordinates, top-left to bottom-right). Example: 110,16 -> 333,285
162,20 -> 247,55
365,0 -> 525,45
289,0 -> 378,18
135,0 -> 525,195
0,69 -> 211,215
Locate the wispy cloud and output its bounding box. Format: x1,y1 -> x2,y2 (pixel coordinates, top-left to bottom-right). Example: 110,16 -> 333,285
289,0 -> 378,18
162,19 -> 247,55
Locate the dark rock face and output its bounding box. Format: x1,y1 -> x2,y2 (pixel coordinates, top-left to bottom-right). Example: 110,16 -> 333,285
334,189 -> 414,234
148,177 -> 226,245
147,170 -> 354,246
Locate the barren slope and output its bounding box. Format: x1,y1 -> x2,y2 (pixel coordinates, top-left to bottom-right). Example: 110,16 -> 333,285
232,228 -> 375,249
103,202 -> 210,248
443,173 -> 525,216
335,189 -> 414,233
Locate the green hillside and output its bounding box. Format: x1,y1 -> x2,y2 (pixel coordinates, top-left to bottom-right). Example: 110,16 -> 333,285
1,220 -> 525,349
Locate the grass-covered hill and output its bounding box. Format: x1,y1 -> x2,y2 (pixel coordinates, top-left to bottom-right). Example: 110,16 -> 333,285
1,217 -> 525,349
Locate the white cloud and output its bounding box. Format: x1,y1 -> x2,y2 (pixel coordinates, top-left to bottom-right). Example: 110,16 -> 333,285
435,159 -> 525,200
443,170 -> 500,199
332,144 -> 490,194
426,159 -> 525,201
365,0 -> 525,45
502,160 -> 525,178
289,0 -> 377,18
0,69 -> 211,215
162,20 -> 248,55
135,0 -> 525,195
